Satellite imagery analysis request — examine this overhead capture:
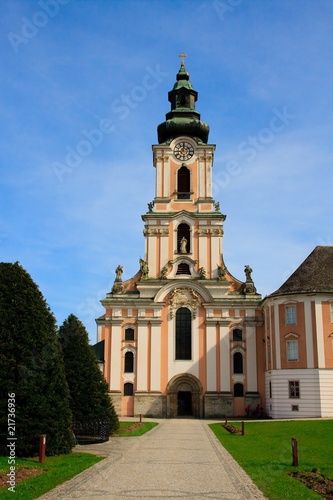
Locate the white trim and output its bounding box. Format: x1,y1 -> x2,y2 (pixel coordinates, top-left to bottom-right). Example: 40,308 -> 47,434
246,326 -> 257,391
110,324 -> 121,391
304,300 -> 314,368
206,323 -> 216,391
136,323 -> 148,391
315,299 -> 325,368
274,303 -> 281,369
220,324 -> 230,391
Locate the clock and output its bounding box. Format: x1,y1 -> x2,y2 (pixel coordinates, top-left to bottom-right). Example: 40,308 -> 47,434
174,141 -> 194,161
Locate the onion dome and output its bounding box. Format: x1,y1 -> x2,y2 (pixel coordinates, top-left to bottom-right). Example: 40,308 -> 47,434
157,54 -> 210,144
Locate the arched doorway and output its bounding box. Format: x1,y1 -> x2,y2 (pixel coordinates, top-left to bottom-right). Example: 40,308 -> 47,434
166,373 -> 203,418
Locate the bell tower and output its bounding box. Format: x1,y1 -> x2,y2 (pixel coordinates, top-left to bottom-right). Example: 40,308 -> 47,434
143,54 -> 226,281
98,55 -> 263,420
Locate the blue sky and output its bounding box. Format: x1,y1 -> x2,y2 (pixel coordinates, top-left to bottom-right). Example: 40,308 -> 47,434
1,0 -> 332,342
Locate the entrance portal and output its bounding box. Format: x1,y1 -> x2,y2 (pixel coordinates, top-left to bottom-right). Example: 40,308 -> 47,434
166,373 -> 203,418
178,391 -> 192,416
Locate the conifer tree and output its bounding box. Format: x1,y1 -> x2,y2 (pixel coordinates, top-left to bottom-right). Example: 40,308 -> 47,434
59,314 -> 119,435
0,262 -> 73,457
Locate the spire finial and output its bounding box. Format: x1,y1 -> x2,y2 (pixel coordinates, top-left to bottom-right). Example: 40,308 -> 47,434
179,51 -> 187,68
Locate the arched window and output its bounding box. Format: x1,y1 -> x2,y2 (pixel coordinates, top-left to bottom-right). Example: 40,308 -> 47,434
177,223 -> 190,253
176,263 -> 191,275
233,352 -> 243,374
176,307 -> 192,360
177,166 -> 190,199
125,328 -> 134,341
233,328 -> 243,342
234,383 -> 244,397
124,382 -> 133,396
124,351 -> 134,373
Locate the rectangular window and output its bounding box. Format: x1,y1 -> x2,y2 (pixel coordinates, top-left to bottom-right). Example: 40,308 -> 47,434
269,381 -> 272,399
287,340 -> 298,361
291,405 -> 299,411
286,305 -> 297,325
289,381 -> 300,398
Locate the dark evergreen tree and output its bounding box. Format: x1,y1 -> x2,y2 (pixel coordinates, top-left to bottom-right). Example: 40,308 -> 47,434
59,314 -> 119,435
0,262 -> 73,457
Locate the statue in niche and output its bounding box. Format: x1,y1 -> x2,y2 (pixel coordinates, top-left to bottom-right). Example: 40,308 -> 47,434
244,264 -> 253,282
217,263 -> 227,281
180,237 -> 187,254
198,267 -> 206,279
147,201 -> 154,212
115,265 -> 123,282
161,265 -> 168,280
139,258 -> 149,280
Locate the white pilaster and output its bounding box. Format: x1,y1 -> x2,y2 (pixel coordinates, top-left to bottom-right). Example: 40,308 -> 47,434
206,323 -> 216,391
220,324 -> 230,391
274,303 -> 281,369
246,326 -> 257,391
304,300 -> 314,368
315,299 -> 325,368
110,323 -> 121,391
136,322 -> 148,390
150,323 -> 161,391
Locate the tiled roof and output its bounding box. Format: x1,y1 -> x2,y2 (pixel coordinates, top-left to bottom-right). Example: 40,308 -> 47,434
269,246 -> 333,297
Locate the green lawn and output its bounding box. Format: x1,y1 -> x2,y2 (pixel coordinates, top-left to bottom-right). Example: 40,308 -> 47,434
0,453 -> 103,499
117,421 -> 158,436
210,420 -> 333,500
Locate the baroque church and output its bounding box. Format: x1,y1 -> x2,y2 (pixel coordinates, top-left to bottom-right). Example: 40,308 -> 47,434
95,57 -> 333,419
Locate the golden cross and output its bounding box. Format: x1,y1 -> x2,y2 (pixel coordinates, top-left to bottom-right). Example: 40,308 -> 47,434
179,51 -> 187,67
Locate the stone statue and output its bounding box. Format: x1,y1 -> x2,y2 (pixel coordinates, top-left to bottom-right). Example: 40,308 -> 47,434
112,282 -> 124,294
198,267 -> 206,279
147,201 -> 154,212
214,201 -> 220,212
115,265 -> 123,282
161,265 -> 168,280
180,237 -> 187,254
244,265 -> 253,282
139,258 -> 149,279
217,263 -> 227,281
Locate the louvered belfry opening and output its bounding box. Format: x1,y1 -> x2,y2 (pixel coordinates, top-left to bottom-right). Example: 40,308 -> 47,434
177,166 -> 190,199
176,263 -> 191,275
177,223 -> 190,253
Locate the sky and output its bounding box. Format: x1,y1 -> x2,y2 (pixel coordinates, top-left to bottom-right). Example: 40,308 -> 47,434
1,0 -> 333,343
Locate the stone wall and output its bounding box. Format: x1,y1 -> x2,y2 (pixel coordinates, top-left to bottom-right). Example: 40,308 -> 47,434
204,392 -> 233,418
134,392 -> 165,417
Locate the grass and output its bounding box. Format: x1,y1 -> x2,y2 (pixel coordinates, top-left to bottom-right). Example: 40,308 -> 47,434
209,420 -> 333,500
116,421 -> 158,436
0,452 -> 104,499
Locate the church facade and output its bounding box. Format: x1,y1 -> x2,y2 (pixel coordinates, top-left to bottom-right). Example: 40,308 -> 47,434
96,58 -> 333,419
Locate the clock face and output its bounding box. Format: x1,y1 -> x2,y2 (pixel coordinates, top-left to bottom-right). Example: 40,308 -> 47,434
174,141 -> 194,161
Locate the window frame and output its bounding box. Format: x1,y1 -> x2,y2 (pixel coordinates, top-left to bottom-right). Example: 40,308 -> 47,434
177,166 -> 191,199
286,340 -> 299,361
175,307 -> 192,360
289,380 -> 300,399
124,382 -> 133,396
232,328 -> 243,342
124,351 -> 134,373
285,305 -> 297,325
233,351 -> 244,374
125,327 -> 135,341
